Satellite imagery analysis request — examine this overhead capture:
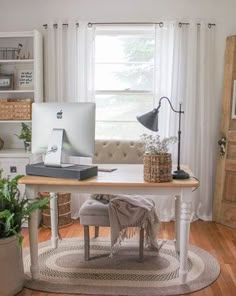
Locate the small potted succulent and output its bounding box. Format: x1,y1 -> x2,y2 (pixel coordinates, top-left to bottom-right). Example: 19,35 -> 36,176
15,122 -> 32,152
141,134 -> 177,182
0,171 -> 49,295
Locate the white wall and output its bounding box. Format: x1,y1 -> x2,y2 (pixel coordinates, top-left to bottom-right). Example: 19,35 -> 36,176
1,0 -> 236,135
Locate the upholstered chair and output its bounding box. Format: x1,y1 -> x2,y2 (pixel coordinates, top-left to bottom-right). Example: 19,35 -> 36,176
79,140 -> 145,261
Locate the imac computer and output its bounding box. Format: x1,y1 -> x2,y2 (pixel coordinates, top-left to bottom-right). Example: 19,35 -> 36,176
26,102 -> 98,180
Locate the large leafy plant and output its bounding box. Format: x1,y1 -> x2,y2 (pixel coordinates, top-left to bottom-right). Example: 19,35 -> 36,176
0,171 -> 49,245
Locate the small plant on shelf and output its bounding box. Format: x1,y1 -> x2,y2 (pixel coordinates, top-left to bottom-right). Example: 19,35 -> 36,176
15,122 -> 31,151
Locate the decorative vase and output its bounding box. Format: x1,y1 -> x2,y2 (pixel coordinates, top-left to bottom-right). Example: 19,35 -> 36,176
143,153 -> 172,182
0,236 -> 24,296
24,141 -> 31,152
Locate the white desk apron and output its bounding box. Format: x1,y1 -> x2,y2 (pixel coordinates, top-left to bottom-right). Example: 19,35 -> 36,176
19,164 -> 199,284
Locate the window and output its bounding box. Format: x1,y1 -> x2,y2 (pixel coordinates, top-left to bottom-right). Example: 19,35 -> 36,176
94,26 -> 155,140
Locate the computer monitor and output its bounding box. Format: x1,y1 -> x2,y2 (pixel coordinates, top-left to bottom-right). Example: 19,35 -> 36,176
32,102 -> 96,167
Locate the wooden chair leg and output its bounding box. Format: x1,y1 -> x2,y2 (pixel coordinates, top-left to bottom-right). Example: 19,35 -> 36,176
84,225 -> 90,261
139,227 -> 144,262
94,226 -> 99,238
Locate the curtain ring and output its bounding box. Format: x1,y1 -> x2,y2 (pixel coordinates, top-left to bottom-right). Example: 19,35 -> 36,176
208,23 -> 212,29
178,22 -> 182,28
88,23 -> 93,28
159,22 -> 164,28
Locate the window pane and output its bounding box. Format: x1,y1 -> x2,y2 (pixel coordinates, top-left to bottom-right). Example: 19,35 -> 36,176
96,94 -> 154,121
95,64 -> 153,91
94,27 -> 155,140
96,121 -> 149,140
95,35 -> 154,63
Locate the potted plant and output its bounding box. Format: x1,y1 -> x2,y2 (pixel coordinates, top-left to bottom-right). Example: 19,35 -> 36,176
141,134 -> 177,182
0,171 -> 49,296
15,122 -> 32,151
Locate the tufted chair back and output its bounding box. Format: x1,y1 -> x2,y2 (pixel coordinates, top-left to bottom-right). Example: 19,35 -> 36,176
93,140 -> 144,164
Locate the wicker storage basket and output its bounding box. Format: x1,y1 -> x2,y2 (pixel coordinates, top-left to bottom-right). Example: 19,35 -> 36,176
0,98 -> 32,120
39,192 -> 73,228
143,153 -> 172,182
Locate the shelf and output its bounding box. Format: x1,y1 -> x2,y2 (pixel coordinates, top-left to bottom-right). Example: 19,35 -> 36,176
0,90 -> 34,94
0,59 -> 34,64
0,148 -> 32,157
0,120 -> 31,123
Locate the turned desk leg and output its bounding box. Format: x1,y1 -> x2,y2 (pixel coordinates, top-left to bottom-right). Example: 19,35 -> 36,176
50,192 -> 59,249
179,188 -> 192,284
175,195 -> 181,253
27,185 -> 40,280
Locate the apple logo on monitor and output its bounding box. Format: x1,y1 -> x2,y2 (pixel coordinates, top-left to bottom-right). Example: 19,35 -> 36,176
57,110 -> 63,119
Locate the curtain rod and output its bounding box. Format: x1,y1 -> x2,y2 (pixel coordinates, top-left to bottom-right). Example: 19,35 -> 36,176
87,22 -> 164,27
43,23 -> 79,29
88,22 -> 216,28
43,21 -> 216,29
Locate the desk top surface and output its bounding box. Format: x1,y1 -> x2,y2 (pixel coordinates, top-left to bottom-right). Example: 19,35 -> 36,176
18,164 -> 199,188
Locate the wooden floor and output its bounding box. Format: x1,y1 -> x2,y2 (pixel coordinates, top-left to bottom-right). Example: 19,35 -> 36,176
17,220 -> 236,296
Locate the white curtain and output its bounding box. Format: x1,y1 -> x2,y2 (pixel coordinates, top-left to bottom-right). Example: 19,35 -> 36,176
153,22 -> 216,221
44,21 -> 95,218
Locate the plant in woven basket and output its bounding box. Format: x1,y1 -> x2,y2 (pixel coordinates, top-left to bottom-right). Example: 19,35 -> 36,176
15,122 -> 31,151
140,134 -> 177,183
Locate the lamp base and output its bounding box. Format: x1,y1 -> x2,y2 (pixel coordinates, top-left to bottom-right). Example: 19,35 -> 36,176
172,169 -> 190,180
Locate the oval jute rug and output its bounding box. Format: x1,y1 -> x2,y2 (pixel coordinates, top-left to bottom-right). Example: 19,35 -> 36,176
23,238 -> 220,296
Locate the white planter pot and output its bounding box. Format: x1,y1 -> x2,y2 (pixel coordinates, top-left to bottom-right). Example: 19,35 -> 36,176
0,236 -> 24,296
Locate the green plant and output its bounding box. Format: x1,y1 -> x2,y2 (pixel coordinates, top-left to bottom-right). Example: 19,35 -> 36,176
141,133 -> 177,155
0,170 -> 49,245
15,122 -> 31,142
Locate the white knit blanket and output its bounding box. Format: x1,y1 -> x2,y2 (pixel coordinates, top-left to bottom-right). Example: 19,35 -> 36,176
107,195 -> 161,251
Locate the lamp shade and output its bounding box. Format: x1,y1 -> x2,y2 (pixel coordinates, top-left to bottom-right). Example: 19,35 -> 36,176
136,109 -> 159,132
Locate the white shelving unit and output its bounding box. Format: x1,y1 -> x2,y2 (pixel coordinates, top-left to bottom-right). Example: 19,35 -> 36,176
0,30 -> 43,175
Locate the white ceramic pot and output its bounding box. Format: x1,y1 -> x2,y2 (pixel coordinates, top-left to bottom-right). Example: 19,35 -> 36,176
0,236 -> 24,296
24,141 -> 31,152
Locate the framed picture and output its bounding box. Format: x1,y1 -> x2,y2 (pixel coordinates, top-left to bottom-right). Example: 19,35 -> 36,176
0,74 -> 14,90
232,80 -> 236,119
16,69 -> 34,90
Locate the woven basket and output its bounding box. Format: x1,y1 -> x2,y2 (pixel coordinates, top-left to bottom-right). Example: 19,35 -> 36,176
0,99 -> 32,120
0,98 -> 32,120
39,192 -> 73,229
143,153 -> 172,182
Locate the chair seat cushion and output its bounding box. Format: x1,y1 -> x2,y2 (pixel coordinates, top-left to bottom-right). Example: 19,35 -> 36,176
79,199 -> 110,226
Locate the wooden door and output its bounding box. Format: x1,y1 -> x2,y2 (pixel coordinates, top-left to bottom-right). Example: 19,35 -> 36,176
213,36 -> 236,227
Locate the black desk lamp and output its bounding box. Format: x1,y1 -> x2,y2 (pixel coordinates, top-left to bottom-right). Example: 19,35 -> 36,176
137,96 -> 189,179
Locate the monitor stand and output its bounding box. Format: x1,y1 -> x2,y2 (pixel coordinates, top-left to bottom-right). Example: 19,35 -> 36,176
44,128 -> 65,167
26,129 -> 98,180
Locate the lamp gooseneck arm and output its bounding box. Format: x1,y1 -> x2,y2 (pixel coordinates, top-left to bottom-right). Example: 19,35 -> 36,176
157,97 -> 184,173
157,96 -> 184,114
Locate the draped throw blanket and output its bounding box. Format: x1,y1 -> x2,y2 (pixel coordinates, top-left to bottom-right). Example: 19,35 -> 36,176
107,195 -> 160,251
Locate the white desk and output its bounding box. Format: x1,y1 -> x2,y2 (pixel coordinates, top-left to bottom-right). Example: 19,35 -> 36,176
19,164 -> 199,284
